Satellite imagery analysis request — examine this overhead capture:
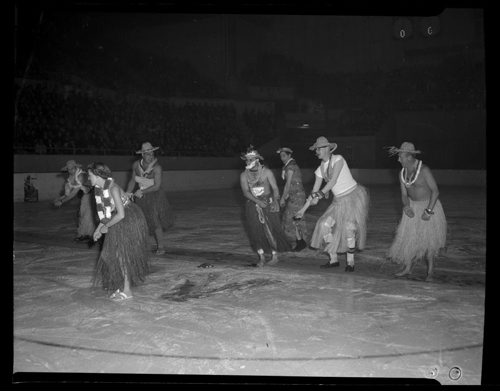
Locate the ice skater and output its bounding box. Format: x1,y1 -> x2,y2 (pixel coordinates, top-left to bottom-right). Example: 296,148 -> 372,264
386,142 -> 447,282
240,145 -> 291,266
295,137 -> 369,272
126,142 -> 175,255
276,147 -> 308,251
53,160 -> 97,243
88,162 -> 150,301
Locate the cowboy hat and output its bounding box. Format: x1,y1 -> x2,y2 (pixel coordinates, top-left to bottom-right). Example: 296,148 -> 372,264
276,147 -> 293,154
61,160 -> 82,171
136,142 -> 160,154
309,136 -> 337,152
387,142 -> 422,156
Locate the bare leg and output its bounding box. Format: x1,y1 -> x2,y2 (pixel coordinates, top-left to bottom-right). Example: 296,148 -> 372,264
268,250 -> 279,265
154,227 -> 165,254
122,271 -> 132,297
425,257 -> 434,282
112,259 -> 133,299
395,263 -> 412,277
257,249 -> 265,267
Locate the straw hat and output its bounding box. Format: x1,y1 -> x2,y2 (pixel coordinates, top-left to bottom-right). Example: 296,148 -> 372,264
276,147 -> 293,154
387,142 -> 422,157
308,136 -> 337,152
61,160 -> 82,171
136,142 -> 160,154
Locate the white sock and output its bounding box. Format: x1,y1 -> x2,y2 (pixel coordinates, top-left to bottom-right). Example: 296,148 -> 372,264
346,237 -> 355,266
329,253 -> 338,264
347,251 -> 355,265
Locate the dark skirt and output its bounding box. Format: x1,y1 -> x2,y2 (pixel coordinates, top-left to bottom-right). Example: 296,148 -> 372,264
93,202 -> 150,292
245,196 -> 292,253
281,190 -> 308,245
135,190 -> 175,235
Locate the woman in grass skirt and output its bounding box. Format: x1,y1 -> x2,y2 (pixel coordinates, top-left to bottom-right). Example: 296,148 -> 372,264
126,142 -> 175,255
88,162 -> 150,301
53,160 -> 97,242
240,146 -> 291,266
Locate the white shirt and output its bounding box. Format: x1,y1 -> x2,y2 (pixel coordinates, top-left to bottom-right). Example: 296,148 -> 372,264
314,155 -> 357,197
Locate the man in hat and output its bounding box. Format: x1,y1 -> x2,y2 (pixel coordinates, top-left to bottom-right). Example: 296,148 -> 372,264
240,145 -> 291,266
276,147 -> 308,251
126,142 -> 175,255
386,142 -> 447,282
295,136 -> 369,272
53,160 -> 97,242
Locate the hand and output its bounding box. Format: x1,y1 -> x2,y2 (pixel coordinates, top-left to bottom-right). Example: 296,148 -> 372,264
53,199 -> 63,207
125,192 -> 134,200
134,189 -> 143,199
270,200 -> 279,213
257,200 -> 267,209
279,198 -> 286,208
310,197 -> 319,206
311,191 -> 324,199
403,206 -> 414,218
100,224 -> 109,234
421,211 -> 431,221
75,168 -> 83,177
294,211 -> 304,220
93,228 -> 103,242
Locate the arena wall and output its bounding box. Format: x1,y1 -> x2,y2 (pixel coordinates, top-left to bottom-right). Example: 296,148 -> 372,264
14,165 -> 486,202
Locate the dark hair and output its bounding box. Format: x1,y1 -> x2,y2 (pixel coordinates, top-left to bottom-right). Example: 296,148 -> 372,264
87,162 -> 112,179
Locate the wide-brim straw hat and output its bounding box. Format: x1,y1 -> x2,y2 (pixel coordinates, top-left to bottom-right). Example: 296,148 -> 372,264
387,142 -> 422,156
276,147 -> 293,154
309,136 -> 337,152
61,160 -> 82,171
136,142 -> 160,154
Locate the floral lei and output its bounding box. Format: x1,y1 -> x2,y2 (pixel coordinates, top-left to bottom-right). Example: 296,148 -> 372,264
401,160 -> 422,187
94,178 -> 114,223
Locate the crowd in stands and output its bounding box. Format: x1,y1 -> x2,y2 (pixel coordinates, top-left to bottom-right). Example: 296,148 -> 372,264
241,53 -> 486,111
14,82 -> 276,156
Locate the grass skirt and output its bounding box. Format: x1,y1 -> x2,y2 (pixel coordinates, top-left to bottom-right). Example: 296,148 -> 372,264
387,199 -> 446,266
135,190 -> 175,235
245,195 -> 292,253
310,184 -> 369,254
77,192 -> 97,237
93,202 -> 150,292
281,191 -> 308,245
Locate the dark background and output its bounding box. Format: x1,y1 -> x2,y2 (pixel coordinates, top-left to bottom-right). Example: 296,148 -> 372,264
13,1 -> 487,169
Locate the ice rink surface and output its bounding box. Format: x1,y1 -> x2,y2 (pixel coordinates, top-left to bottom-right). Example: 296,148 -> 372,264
13,185 -> 486,385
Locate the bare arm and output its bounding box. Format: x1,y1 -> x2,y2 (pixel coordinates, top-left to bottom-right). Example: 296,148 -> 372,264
421,166 -> 439,210
126,162 -> 138,193
295,175 -> 323,218
265,168 -> 280,212
281,169 -> 293,203
400,179 -> 410,207
400,175 -> 415,218
54,179 -> 79,206
266,168 -> 280,201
